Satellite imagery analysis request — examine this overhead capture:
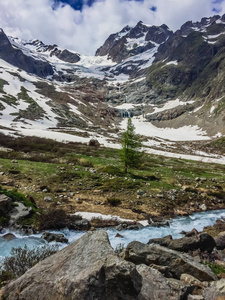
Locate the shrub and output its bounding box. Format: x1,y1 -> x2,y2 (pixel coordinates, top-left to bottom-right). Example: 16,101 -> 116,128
98,165 -> 123,176
2,244 -> 58,278
36,208 -> 68,230
78,158 -> 94,168
107,198 -> 121,207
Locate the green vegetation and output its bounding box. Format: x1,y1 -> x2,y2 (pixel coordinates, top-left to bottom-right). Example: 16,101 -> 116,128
0,133 -> 224,220
1,245 -> 58,280
203,261 -> 225,276
120,118 -> 143,173
16,86 -> 44,120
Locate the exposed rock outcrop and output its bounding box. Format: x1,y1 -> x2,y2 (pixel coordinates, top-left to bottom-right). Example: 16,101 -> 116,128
0,29 -> 53,77
121,241 -> 217,281
3,231 -> 142,300
148,233 -> 216,253
41,232 -> 68,243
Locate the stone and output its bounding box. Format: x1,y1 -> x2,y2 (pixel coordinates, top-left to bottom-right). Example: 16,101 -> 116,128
88,139 -> 100,147
148,232 -> 216,253
0,194 -> 13,214
136,264 -> 194,300
9,202 -> 32,225
41,232 -> 68,243
44,196 -> 53,202
121,241 -> 217,281
180,273 -> 208,289
3,231 -> 142,300
199,204 -> 207,211
203,279 -> 225,300
67,218 -> 91,230
215,231 -> 225,250
188,295 -> 204,300
2,233 -> 16,241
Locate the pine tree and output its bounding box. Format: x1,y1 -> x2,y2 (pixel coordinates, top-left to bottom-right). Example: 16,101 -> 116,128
120,118 -> 142,173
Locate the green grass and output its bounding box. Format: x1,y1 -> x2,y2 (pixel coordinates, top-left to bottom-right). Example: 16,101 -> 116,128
0,133 -> 224,220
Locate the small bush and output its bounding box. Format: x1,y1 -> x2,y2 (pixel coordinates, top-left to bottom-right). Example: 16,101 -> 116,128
2,244 -> 58,278
203,261 -> 225,276
36,208 -> 68,230
78,158 -> 94,168
0,270 -> 14,287
98,165 -> 124,176
107,198 -> 121,207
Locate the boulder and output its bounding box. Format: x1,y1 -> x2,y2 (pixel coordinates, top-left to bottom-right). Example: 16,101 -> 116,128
136,264 -> 194,300
148,232 -> 216,253
2,233 -> 16,241
41,232 -> 68,243
215,231 -> 225,250
121,241 -> 217,281
3,231 -> 142,300
88,139 -> 100,147
0,194 -> 13,215
203,279 -> 225,300
68,218 -> 91,230
9,202 -> 32,225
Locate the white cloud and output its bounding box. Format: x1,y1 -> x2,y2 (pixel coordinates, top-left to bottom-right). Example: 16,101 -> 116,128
0,0 -> 224,55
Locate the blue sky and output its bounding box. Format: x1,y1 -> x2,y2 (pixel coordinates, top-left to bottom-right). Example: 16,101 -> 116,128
0,0 -> 225,55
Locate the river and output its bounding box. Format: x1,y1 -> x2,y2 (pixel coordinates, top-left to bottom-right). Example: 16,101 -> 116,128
1,208 -> 225,259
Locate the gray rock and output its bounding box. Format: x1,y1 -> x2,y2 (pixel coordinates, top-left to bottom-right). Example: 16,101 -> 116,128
0,194 -> 13,214
44,196 -> 53,202
68,218 -> 91,230
215,231 -> 225,250
9,202 -> 32,225
41,232 -> 68,243
136,264 -> 194,300
3,231 -> 142,300
148,232 -> 216,253
203,279 -> 225,300
121,241 -> 217,281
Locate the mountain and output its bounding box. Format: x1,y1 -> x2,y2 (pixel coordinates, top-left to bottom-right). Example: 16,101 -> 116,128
0,14 -> 225,158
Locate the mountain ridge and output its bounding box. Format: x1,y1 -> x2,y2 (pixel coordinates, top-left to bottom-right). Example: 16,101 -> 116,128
0,14 -> 224,159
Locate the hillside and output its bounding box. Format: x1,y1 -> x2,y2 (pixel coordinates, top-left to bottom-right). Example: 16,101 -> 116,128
0,14 -> 224,163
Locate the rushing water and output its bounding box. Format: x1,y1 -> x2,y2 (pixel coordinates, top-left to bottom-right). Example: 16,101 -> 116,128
1,209 -> 225,259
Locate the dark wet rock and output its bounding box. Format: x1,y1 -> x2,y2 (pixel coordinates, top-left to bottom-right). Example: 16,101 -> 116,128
67,217 -> 91,231
3,231 -> 142,300
0,194 -> 13,215
148,233 -> 216,253
2,233 -> 16,241
121,241 -> 217,281
115,223 -> 143,231
88,139 -> 100,147
41,232 -> 68,243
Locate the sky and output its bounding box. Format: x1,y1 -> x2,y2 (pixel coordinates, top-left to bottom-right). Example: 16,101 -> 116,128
0,0 -> 225,55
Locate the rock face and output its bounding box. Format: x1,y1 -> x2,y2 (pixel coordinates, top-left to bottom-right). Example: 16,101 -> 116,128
41,232 -> 68,243
203,279 -> 225,300
0,194 -> 13,215
0,29 -> 53,77
95,21 -> 172,63
148,233 -> 216,253
121,241 -> 217,281
136,264 -> 194,300
215,231 -> 225,250
3,231 -> 142,300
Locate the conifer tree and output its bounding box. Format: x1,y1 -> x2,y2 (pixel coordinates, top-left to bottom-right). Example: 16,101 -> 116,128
120,118 -> 142,173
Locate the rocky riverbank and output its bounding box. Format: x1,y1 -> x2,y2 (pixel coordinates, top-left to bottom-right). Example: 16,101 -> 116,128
2,229 -> 225,300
